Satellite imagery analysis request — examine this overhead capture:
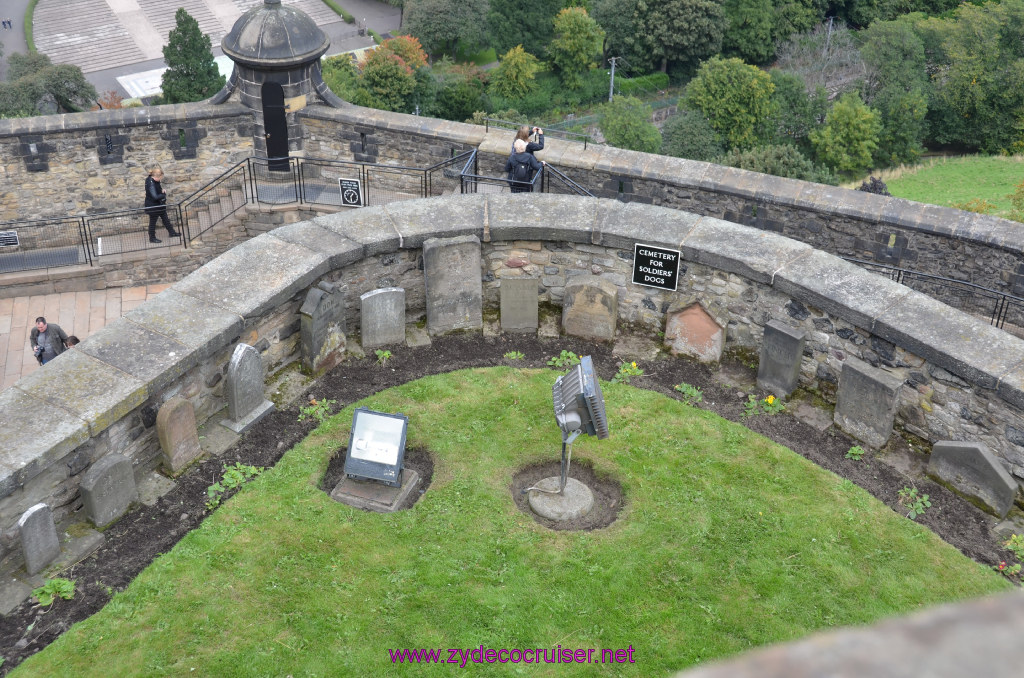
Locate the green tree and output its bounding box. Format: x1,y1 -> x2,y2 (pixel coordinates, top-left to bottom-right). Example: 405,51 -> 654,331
591,0 -> 639,64
810,93 -> 881,176
769,69 -> 828,149
684,56 -> 776,150
433,62 -> 487,121
871,86 -> 927,167
321,55 -> 360,102
0,53 -> 96,117
489,46 -> 541,99
598,95 -> 662,153
660,109 -> 724,161
160,9 -> 225,104
722,0 -> 774,65
717,144 -> 836,184
487,0 -> 563,55
626,0 -> 725,74
549,7 -> 605,89
403,0 -> 489,58
355,49 -> 417,111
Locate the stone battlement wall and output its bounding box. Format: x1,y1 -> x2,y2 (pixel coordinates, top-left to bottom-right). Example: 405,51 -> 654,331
1,194 -> 1023,575
3,102 -> 1022,296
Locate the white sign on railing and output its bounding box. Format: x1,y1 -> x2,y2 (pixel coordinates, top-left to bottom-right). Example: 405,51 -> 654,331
0,230 -> 19,248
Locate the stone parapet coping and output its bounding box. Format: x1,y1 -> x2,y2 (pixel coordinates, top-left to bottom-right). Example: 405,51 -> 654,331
0,102 -> 252,137
2,194 -> 1023,492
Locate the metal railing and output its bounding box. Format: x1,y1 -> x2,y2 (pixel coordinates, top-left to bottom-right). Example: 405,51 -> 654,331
0,217 -> 91,274
180,160 -> 249,241
844,257 -> 1024,337
85,208 -> 185,258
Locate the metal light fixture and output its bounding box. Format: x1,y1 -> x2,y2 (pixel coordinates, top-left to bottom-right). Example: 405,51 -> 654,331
343,407 -> 409,487
525,355 -> 610,497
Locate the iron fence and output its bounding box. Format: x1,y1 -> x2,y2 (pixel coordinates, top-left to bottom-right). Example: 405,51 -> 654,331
250,157 -> 300,205
844,257 -> 1024,337
180,160 -> 249,241
85,208 -> 184,258
0,217 -> 91,274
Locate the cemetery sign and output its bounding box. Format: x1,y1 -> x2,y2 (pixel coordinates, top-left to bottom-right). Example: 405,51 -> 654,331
632,243 -> 681,291
338,178 -> 363,207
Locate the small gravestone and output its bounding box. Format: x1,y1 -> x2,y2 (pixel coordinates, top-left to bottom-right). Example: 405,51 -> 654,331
928,441 -> 1017,518
423,235 -> 483,335
361,287 -> 406,348
664,303 -> 723,362
834,356 -> 903,449
500,278 -> 539,332
757,320 -> 807,397
157,398 -> 203,475
18,503 -> 60,575
221,343 -> 275,434
81,453 -> 138,527
300,281 -> 347,372
562,276 -> 618,341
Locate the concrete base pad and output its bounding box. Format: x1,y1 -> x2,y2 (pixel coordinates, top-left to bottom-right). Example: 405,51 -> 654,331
330,469 -> 421,513
528,477 -> 594,521
220,399 -> 275,434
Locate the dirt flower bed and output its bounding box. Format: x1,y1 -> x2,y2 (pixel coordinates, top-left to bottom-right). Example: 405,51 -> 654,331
0,333 -> 1018,673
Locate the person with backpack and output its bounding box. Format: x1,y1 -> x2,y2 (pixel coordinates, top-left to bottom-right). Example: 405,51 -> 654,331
505,139 -> 544,193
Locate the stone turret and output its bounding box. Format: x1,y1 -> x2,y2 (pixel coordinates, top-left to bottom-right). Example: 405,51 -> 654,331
213,0 -> 345,159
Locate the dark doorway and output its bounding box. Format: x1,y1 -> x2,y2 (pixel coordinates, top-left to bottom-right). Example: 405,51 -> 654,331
261,82 -> 289,171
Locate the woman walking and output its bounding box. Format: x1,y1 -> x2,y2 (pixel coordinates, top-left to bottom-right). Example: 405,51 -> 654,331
145,166 -> 179,244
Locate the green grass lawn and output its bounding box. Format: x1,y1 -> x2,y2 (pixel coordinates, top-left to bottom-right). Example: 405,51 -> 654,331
15,368 -> 1008,676
863,155 -> 1024,219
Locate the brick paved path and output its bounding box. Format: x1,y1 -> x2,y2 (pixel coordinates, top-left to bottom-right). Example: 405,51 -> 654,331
0,285 -> 169,391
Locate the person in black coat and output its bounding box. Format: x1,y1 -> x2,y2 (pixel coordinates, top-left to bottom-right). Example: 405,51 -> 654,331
145,166 -> 179,244
505,139 -> 545,193
512,125 -> 544,156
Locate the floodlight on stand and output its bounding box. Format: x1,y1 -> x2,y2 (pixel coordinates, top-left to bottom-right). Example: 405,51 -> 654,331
343,407 -> 409,488
523,355 -> 610,496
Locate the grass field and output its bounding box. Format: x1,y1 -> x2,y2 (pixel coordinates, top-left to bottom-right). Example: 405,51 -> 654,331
14,369 -> 1008,677
851,155 -> 1024,219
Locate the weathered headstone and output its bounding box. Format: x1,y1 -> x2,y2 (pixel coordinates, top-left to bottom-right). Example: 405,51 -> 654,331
834,356 -> 903,449
562,275 -> 618,341
300,281 -> 347,372
928,441 -> 1017,518
220,343 -> 275,434
361,287 -> 406,349
422,235 -> 483,335
500,278 -> 539,333
18,503 -> 60,575
81,453 -> 138,527
664,303 -> 723,362
157,397 -> 203,475
757,320 -> 807,397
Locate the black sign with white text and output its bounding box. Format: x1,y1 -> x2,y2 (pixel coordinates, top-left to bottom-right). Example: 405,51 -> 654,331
338,178 -> 363,207
632,243 -> 681,291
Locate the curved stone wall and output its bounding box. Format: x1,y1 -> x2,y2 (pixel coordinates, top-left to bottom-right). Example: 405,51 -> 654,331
1,194 -> 1023,574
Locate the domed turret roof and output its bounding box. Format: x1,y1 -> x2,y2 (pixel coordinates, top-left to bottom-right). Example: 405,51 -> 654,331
222,0 -> 329,68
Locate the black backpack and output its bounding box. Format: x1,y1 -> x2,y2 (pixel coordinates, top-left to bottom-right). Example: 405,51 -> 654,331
511,158 -> 532,183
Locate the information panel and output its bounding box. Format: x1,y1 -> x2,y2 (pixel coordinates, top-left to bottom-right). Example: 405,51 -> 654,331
632,243 -> 681,291
0,231 -> 18,248
338,178 -> 363,207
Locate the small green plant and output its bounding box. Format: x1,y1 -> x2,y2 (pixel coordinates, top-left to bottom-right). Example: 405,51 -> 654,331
994,560 -> 1022,578
742,394 -> 785,418
375,349 -> 393,367
298,397 -> 337,424
504,350 -> 525,360
611,361 -> 644,384
1003,534 -> 1024,560
206,463 -> 263,511
845,445 -> 866,461
547,350 -> 581,369
33,578 -> 75,606
674,382 -> 703,406
897,486 -> 932,520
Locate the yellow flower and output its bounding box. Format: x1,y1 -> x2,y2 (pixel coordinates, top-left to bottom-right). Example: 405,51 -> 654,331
765,395 -> 775,405
631,362 -> 637,369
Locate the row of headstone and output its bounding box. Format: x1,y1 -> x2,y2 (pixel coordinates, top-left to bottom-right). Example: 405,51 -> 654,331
756,321 -> 1018,517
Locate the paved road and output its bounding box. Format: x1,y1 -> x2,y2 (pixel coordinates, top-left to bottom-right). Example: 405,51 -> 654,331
0,0 -> 31,81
